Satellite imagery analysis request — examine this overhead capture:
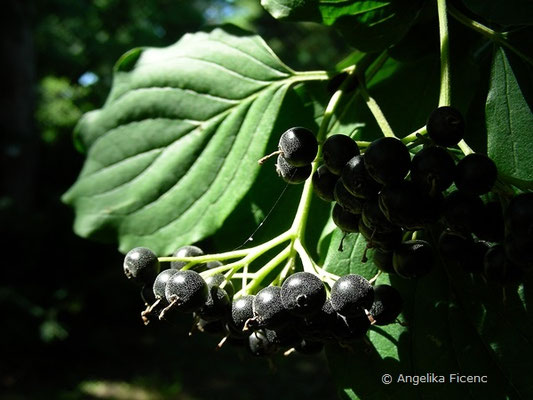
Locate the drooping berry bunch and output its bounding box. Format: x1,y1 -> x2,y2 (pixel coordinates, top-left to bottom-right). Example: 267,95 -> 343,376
123,244 -> 404,357
122,106 -> 531,360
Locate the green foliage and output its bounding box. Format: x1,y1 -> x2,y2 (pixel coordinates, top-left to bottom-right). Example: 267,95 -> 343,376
261,0 -> 424,51
62,26 -> 327,254
63,1 -> 533,399
487,47 -> 533,183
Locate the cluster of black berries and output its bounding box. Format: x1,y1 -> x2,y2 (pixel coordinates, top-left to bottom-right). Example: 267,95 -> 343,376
123,246 -> 403,357
310,106 -> 531,284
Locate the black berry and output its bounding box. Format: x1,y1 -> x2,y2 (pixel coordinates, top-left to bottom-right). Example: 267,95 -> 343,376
426,106 -> 465,147
332,203 -> 360,233
123,247 -> 160,284
364,137 -> 411,185
170,245 -> 206,271
279,127 -> 318,166
341,155 -> 381,199
372,249 -> 395,273
252,286 -> 290,329
164,270 -> 208,313
379,180 -> 441,230
334,180 -> 364,214
230,295 -> 256,335
312,164 -> 338,202
455,153 -> 497,195
393,240 -> 434,279
281,272 -> 326,317
369,284 -> 403,325
410,145 -> 455,192
330,274 -> 374,316
276,155 -> 312,184
322,134 -> 360,175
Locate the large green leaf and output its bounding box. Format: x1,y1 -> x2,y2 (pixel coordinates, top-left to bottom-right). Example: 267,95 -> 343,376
62,26 -> 326,254
261,0 -> 423,52
487,47 -> 533,183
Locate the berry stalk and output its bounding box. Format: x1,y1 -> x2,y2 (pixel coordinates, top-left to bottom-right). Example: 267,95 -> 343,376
437,0 -> 451,107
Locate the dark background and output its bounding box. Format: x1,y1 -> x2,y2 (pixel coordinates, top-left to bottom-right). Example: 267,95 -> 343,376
0,1 -> 350,398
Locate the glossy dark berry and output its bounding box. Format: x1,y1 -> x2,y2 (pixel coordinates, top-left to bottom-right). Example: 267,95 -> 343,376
455,153 -> 497,195
334,180 -> 364,214
164,270 -> 208,313
281,272 -> 326,317
170,245 -> 205,271
204,273 -> 235,299
312,164 -> 338,202
330,274 -> 374,316
505,193 -> 533,238
252,286 -> 290,329
369,285 -> 403,325
372,249 -> 395,273
322,134 -> 360,175
247,330 -> 279,357
197,276 -> 232,321
363,137 -> 411,185
410,146 -> 455,192
362,200 -> 396,232
279,127 -> 318,166
441,190 -> 484,233
358,219 -> 403,250
276,155 -> 312,184
484,244 -> 524,284
438,230 -> 474,262
230,295 -> 256,335
426,106 -> 465,147
379,180 -> 441,229
332,203 -> 360,233
393,240 -> 434,279
153,269 -> 180,300
341,155 -> 381,199
123,247 -> 160,284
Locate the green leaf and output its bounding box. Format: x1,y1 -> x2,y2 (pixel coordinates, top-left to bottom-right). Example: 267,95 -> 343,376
461,0 -> 533,27
323,231 -> 377,280
261,0 -> 423,52
62,25 -> 327,254
487,47 -> 533,183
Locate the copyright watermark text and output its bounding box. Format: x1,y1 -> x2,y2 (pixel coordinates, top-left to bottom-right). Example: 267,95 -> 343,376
381,373 -> 488,385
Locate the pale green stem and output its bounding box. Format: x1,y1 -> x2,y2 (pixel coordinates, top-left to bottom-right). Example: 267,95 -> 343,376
448,5 -> 533,67
237,245 -> 291,296
457,140 -> 474,155
437,0 -> 451,107
401,125 -> 428,144
357,78 -> 397,138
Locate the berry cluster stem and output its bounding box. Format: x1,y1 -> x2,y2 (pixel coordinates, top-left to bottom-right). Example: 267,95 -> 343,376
437,0 -> 451,108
